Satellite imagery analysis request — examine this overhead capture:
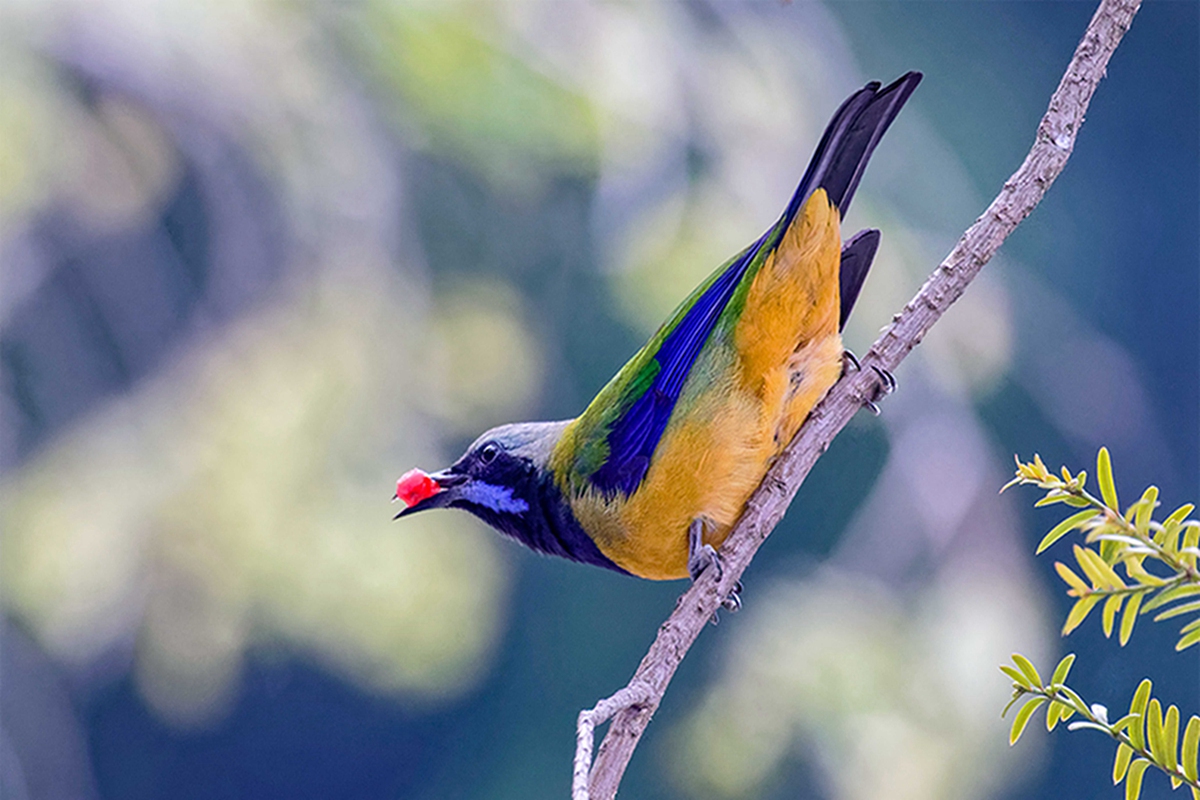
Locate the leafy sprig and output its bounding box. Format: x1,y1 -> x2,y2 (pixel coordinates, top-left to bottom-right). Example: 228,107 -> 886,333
1004,447 -> 1200,648
1004,654 -> 1200,800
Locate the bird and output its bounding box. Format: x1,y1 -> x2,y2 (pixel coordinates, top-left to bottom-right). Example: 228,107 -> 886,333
394,72 -> 921,600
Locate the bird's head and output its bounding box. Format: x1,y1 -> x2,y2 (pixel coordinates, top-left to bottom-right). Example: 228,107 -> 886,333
393,420 -> 569,537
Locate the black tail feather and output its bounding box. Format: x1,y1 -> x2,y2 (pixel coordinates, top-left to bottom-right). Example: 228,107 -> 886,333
782,71 -> 921,331
782,71 -> 922,225
838,229 -> 880,331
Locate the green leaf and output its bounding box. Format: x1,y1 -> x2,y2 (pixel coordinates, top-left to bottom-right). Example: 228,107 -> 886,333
1098,447 -> 1119,510
1130,680 -> 1152,751
1184,520 -> 1200,553
1123,558 -> 1167,587
1100,537 -> 1121,564
1038,509 -> 1100,554
1075,546 -> 1105,588
1120,592 -> 1143,645
1060,685 -> 1091,716
1012,654 -> 1043,688
1055,562 -> 1090,594
1112,713 -> 1142,732
1148,699 -> 1165,764
1166,705 -> 1181,774
1077,545 -> 1125,589
1113,742 -> 1134,784
1184,716 -> 1200,783
1134,486 -> 1159,537
1010,696 -> 1047,745
1000,665 -> 1031,689
1144,584 -> 1200,613
1051,653 -> 1076,686
1126,759 -> 1150,800
1001,690 -> 1025,719
1177,627 -> 1200,651
1165,504 -> 1196,530
1103,594 -> 1125,637
1154,599 -> 1200,622
1046,698 -> 1063,732
1161,521 -> 1183,553
1063,595 -> 1102,636
1161,532 -> 1186,563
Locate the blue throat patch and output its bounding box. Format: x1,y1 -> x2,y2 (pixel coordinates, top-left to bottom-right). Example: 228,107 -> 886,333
466,474 -> 628,576
459,481 -> 529,514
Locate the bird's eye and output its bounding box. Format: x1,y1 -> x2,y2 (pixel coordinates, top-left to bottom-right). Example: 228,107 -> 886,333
479,442 -> 500,464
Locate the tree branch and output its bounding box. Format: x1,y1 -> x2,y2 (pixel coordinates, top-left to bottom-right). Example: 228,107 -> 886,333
575,0 -> 1143,796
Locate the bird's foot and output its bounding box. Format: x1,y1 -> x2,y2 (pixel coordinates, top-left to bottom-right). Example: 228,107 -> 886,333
845,351 -> 897,414
687,518 -> 744,624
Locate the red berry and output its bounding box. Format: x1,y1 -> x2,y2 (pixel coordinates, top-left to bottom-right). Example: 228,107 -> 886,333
395,468 -> 442,507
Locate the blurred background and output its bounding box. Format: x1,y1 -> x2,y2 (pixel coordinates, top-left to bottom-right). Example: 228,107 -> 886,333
0,1 -> 1195,798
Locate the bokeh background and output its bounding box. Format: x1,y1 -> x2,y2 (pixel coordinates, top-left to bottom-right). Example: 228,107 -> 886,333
1,1 -> 1196,798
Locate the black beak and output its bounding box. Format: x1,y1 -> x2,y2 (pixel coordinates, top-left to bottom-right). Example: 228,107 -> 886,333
393,469 -> 469,519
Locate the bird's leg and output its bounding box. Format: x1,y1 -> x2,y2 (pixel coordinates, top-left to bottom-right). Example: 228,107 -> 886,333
687,518 -> 743,623
687,518 -> 721,582
849,354 -> 897,415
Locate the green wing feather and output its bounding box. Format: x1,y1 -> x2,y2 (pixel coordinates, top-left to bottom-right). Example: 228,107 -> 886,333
552,236 -> 766,495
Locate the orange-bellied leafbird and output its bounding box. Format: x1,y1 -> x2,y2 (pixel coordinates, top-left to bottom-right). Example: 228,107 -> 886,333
395,72 -> 921,593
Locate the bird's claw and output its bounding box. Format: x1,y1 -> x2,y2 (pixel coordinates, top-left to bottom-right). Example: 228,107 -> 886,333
871,364 -> 897,394
858,363 -> 896,415
842,349 -> 862,377
708,583 -> 743,625
688,519 -> 744,624
722,581 -> 744,613
846,351 -> 896,414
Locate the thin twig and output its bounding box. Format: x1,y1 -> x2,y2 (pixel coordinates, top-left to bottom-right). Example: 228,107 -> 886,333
576,0 -> 1143,796
572,682 -> 654,799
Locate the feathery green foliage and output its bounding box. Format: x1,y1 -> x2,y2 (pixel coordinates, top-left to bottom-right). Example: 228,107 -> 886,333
1002,657 -> 1200,800
1001,448 -> 1200,800
1003,448 -> 1200,648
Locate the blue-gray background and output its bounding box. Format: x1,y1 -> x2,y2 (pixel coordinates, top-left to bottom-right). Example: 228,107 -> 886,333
1,2 -> 1195,799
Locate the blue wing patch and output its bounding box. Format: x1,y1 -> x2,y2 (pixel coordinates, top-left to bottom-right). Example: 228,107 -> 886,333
588,232 -> 769,496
